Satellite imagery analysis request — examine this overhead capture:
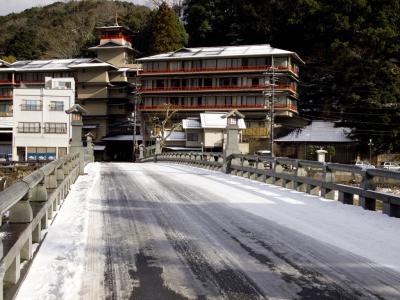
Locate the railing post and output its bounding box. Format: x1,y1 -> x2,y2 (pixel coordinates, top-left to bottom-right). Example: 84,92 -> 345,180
9,187 -> 33,224
295,161 -> 307,192
360,170 -> 376,210
321,164 -> 335,200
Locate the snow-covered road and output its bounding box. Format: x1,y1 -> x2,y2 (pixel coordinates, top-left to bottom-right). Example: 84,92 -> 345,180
18,162 -> 400,299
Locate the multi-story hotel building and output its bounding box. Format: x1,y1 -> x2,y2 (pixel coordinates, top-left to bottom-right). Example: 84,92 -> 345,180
137,45 -> 304,152
12,77 -> 75,161
0,25 -> 140,161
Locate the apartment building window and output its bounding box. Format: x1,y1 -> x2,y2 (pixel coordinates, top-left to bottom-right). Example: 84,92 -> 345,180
251,78 -> 259,86
187,133 -> 199,142
18,122 -> 41,133
156,80 -> 164,88
49,101 -> 64,111
44,122 -> 67,134
203,78 -> 212,87
21,100 -> 42,111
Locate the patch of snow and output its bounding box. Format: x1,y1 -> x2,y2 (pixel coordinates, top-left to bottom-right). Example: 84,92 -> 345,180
16,163 -> 100,300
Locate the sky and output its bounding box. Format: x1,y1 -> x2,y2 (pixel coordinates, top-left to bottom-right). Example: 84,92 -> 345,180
0,0 -> 149,16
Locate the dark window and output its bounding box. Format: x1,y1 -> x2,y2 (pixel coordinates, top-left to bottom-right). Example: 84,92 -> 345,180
171,79 -> 180,87
18,122 -> 41,133
203,78 -> 212,87
251,78 -> 259,86
156,80 -> 165,88
187,133 -> 199,141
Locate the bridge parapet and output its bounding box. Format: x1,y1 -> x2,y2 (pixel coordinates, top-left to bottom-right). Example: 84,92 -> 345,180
0,147 -> 93,300
143,152 -> 400,219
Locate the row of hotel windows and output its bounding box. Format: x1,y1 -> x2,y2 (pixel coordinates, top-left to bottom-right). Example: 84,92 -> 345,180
143,96 -> 297,107
143,57 -> 296,71
0,72 -> 75,82
143,77 -> 296,89
20,100 -> 64,111
17,122 -> 67,133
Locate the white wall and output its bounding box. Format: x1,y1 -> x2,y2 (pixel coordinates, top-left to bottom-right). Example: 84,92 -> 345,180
12,78 -> 75,161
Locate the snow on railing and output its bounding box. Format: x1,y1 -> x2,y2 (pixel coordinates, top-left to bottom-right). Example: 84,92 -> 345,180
143,152 -> 400,219
0,150 -> 92,299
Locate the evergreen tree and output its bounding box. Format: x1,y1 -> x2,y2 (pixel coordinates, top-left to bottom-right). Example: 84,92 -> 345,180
148,2 -> 188,54
182,0 -> 400,152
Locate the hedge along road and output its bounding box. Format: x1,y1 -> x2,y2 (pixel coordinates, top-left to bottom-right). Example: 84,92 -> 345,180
79,162 -> 400,300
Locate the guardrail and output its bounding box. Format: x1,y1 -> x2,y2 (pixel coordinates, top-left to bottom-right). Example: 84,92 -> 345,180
0,152 -> 85,300
143,152 -> 400,219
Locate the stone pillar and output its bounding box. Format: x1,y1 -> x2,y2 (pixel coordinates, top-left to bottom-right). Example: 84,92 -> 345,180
85,132 -> 94,162
316,149 -> 328,162
65,104 -> 88,174
155,137 -> 161,155
139,144 -> 144,160
222,110 -> 245,173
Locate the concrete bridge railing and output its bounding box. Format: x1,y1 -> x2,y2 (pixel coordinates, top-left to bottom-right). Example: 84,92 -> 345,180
0,152 -> 85,299
144,152 -> 400,219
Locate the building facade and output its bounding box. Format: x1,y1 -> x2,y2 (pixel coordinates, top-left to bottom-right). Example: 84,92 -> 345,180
12,77 -> 75,161
137,45 -> 304,152
0,24 -> 140,161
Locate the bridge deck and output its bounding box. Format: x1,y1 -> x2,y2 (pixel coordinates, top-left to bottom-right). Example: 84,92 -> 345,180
18,162 -> 400,299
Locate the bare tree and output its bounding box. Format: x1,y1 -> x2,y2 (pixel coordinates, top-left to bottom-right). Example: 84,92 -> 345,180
148,103 -> 182,152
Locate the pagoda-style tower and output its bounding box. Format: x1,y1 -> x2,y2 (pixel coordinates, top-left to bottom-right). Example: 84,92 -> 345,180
89,24 -> 136,67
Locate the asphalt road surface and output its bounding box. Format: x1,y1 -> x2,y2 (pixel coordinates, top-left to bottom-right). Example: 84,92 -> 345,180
81,162 -> 400,300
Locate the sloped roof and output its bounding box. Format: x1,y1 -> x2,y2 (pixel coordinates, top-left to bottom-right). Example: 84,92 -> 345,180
200,112 -> 246,129
137,44 -> 304,64
275,121 -> 353,143
6,58 -> 117,72
182,118 -> 201,129
165,131 -> 186,141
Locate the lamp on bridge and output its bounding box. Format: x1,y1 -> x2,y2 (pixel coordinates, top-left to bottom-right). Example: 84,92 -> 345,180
66,104 -> 88,174
222,110 -> 245,173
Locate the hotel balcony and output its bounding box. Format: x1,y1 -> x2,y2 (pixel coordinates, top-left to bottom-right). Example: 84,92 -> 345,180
139,65 -> 299,77
139,83 -> 298,96
0,80 -> 15,86
138,103 -> 298,113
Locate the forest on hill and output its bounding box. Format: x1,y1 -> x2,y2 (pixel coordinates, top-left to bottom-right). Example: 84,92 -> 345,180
0,0 -> 399,152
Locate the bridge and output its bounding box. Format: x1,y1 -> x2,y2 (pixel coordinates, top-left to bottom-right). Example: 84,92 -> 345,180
0,149 -> 397,299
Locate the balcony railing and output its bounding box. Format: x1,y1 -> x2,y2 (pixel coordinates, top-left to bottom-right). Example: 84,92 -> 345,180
139,83 -> 297,94
140,65 -> 298,76
139,103 -> 298,112
0,95 -> 12,100
0,80 -> 14,85
0,112 -> 13,117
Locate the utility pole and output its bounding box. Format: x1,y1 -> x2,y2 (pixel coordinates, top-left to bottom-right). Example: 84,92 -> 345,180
263,56 -> 276,157
132,69 -> 141,162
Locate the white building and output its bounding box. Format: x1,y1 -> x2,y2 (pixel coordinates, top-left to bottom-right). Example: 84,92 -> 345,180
164,112 -> 247,152
12,77 -> 75,161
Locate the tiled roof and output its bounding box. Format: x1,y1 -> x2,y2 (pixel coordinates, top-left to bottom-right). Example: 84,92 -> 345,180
200,112 -> 246,129
182,118 -> 201,129
137,44 -> 304,63
275,121 -> 353,143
